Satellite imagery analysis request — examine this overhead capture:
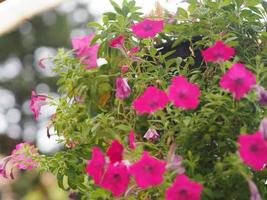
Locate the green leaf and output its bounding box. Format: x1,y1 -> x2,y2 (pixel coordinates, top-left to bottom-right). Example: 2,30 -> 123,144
177,7 -> 188,18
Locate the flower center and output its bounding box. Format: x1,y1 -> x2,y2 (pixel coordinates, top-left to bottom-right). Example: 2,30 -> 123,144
235,78 -> 243,86
179,189 -> 188,196
143,24 -> 153,31
178,91 -> 186,99
149,101 -> 158,108
250,144 -> 258,153
144,165 -> 153,173
113,173 -> 121,182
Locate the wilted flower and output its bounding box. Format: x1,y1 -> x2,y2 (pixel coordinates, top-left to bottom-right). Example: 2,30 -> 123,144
168,76 -> 201,110
220,63 -> 256,100
109,35 -> 125,49
253,85 -> 267,106
71,34 -> 100,70
130,152 -> 166,189
0,143 -> 39,179
248,179 -> 262,200
100,163 -> 130,197
201,40 -> 235,63
166,174 -> 203,200
144,128 -> 160,141
121,65 -> 129,74
30,90 -> 47,120
238,132 -> 267,170
133,86 -> 169,115
115,78 -> 131,100
259,118 -> 267,140
131,19 -> 164,39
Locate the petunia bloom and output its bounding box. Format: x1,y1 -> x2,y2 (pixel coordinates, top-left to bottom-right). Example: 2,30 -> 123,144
201,40 -> 235,63
166,174 -> 203,200
238,132 -> 267,170
131,19 -> 164,39
168,76 -> 201,110
248,179 -> 262,200
130,152 -> 166,189
71,34 -> 100,70
144,128 -> 160,141
220,63 -> 256,100
100,164 -> 130,197
86,147 -> 106,184
115,78 -> 131,100
133,86 -> 169,115
129,130 -> 136,150
30,90 -> 47,120
106,140 -> 124,164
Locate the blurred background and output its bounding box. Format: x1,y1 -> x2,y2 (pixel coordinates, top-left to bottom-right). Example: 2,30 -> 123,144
0,0 -> 182,199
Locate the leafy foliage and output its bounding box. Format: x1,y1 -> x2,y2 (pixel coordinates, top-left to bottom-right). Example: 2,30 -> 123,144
37,0 -> 267,199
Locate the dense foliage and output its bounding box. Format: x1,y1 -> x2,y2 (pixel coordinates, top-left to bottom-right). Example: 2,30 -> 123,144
2,0 -> 267,199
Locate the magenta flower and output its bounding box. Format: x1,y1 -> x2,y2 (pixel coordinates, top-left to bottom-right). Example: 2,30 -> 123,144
166,174 -> 203,200
168,76 -> 201,110
30,90 -> 47,120
133,86 -> 169,115
86,147 -> 106,184
110,35 -> 125,49
238,132 -> 267,170
129,130 -> 136,150
106,140 -> 124,164
129,151 -> 166,189
201,40 -> 235,63
144,128 -> 160,141
100,164 -> 130,197
71,34 -> 100,70
131,19 -> 164,39
115,78 -> 131,100
220,63 -> 256,100
121,65 -> 129,74
248,179 -> 262,200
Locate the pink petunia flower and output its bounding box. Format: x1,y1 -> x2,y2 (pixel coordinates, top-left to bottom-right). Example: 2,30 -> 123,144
100,163 -> 130,197
166,174 -> 203,200
144,128 -> 160,141
86,147 -> 106,184
71,34 -> 100,70
131,19 -> 164,39
109,35 -> 125,49
30,90 -> 47,120
220,63 -> 256,100
238,132 -> 267,171
115,78 -> 131,100
129,130 -> 136,150
168,76 -> 201,110
201,40 -> 235,63
129,151 -> 166,189
133,86 -> 169,115
106,140 -> 124,164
